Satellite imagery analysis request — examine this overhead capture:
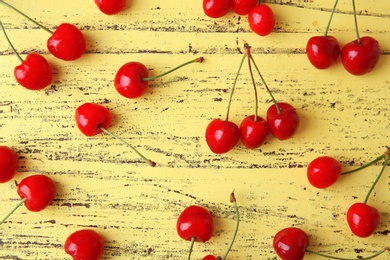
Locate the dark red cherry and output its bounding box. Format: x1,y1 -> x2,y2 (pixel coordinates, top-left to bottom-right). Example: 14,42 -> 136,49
114,62 -> 149,98
273,227 -> 309,260
0,146 -> 18,183
205,119 -> 240,154
306,35 -> 340,69
203,0 -> 232,18
240,115 -> 270,149
248,4 -> 275,36
347,202 -> 380,238
266,102 -> 299,140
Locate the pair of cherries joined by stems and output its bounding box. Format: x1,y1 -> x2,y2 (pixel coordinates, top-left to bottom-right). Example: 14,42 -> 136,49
306,0 -> 380,75
206,42 -> 299,154
307,147 -> 389,238
176,192 -> 239,260
0,1 -> 86,90
203,0 -> 275,36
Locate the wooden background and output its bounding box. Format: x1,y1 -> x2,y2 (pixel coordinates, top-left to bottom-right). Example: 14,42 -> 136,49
0,0 -> 389,259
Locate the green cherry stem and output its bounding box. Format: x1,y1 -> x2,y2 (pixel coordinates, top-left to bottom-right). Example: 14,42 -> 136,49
142,57 -> 204,82
341,148 -> 390,175
187,236 -> 196,260
323,0 -> 339,37
244,42 -> 259,122
221,191 -> 240,260
0,198 -> 27,225
306,247 -> 389,260
0,19 -> 23,62
0,0 -> 53,34
363,155 -> 388,204
351,0 -> 361,44
99,126 -> 156,167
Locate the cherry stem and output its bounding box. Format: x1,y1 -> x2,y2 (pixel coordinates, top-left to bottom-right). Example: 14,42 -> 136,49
221,191 -> 240,260
0,1 -> 53,34
225,53 -> 246,121
142,57 -> 204,82
351,0 -> 361,44
0,198 -> 27,225
306,247 -> 389,260
323,0 -> 339,37
99,126 -> 156,167
363,155 -> 388,204
187,236 -> 196,260
341,149 -> 389,175
249,55 -> 281,114
0,19 -> 23,63
244,43 -> 259,122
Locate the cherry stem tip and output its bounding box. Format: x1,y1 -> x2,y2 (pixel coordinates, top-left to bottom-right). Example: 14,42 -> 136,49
0,198 -> 27,225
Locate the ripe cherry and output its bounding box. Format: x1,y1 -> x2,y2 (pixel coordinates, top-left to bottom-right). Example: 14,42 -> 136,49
202,0 -> 232,18
240,115 -> 270,149
94,0 -> 126,15
266,102 -> 299,140
0,146 -> 18,183
307,156 -> 342,189
205,119 -> 240,154
114,57 -> 203,98
347,202 -> 380,238
306,36 -> 340,69
202,255 -> 220,260
273,227 -> 309,260
64,229 -> 104,260
248,4 -> 275,36
232,0 -> 257,15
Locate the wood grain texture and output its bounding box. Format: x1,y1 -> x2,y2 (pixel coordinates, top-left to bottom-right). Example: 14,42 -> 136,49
0,0 -> 389,259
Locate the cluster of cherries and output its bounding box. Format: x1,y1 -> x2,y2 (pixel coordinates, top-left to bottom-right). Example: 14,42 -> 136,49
206,42 -> 299,154
306,0 -> 380,75
203,0 -> 275,36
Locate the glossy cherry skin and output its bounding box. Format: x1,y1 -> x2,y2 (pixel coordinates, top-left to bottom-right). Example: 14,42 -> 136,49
14,53 -> 52,90
0,146 -> 18,183
347,203 -> 380,238
94,0 -> 126,15
17,174 -> 56,212
202,255 -> 220,260
240,115 -> 270,149
307,156 -> 342,189
176,205 -> 214,242
266,102 -> 299,140
205,119 -> 240,154
341,36 -> 380,76
306,36 -> 340,69
248,4 -> 275,36
232,0 -> 257,15
64,229 -> 104,260
114,61 -> 149,98
273,227 -> 309,260
47,23 -> 86,61
203,0 -> 232,18
75,103 -> 112,137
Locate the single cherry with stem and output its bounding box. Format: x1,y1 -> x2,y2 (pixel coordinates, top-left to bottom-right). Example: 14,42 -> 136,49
202,0 -> 232,18
248,3 -> 275,36
114,57 -> 204,99
0,20 -> 52,90
341,0 -> 380,76
232,0 -> 257,15
0,1 -> 86,61
75,103 -> 156,167
0,174 -> 56,225
94,0 -> 126,15
64,229 -> 104,260
306,0 -> 341,69
0,145 -> 18,183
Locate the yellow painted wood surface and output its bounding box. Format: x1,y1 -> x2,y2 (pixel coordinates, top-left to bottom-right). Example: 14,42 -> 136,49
0,0 -> 389,259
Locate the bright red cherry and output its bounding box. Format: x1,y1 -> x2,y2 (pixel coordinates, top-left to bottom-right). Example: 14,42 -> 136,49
202,255 -> 220,260
75,103 -> 112,137
114,62 -> 149,98
248,4 -> 275,36
232,0 -> 257,15
203,0 -> 232,18
94,0 -> 126,15
0,146 -> 18,183
273,227 -> 309,260
347,202 -> 380,238
240,115 -> 270,149
341,36 -> 380,76
306,36 -> 340,69
47,23 -> 86,61
177,205 -> 214,242
307,156 -> 342,189
64,229 -> 104,260
266,102 -> 299,140
205,119 -> 240,154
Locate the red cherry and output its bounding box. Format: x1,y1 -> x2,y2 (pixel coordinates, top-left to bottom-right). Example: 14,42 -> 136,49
266,102 -> 299,140
240,115 -> 270,149
341,36 -> 380,76
0,146 -> 18,183
94,0 -> 126,15
114,62 -> 149,98
202,255 -> 220,260
307,156 -> 342,189
13,53 -> 52,90
176,205 -> 214,242
347,202 -> 380,238
273,227 -> 309,260
75,103 -> 112,137
306,36 -> 340,69
47,23 -> 86,61
203,0 -> 232,18
248,4 -> 275,36
64,229 -> 104,260
232,0 -> 257,15
205,119 -> 240,154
